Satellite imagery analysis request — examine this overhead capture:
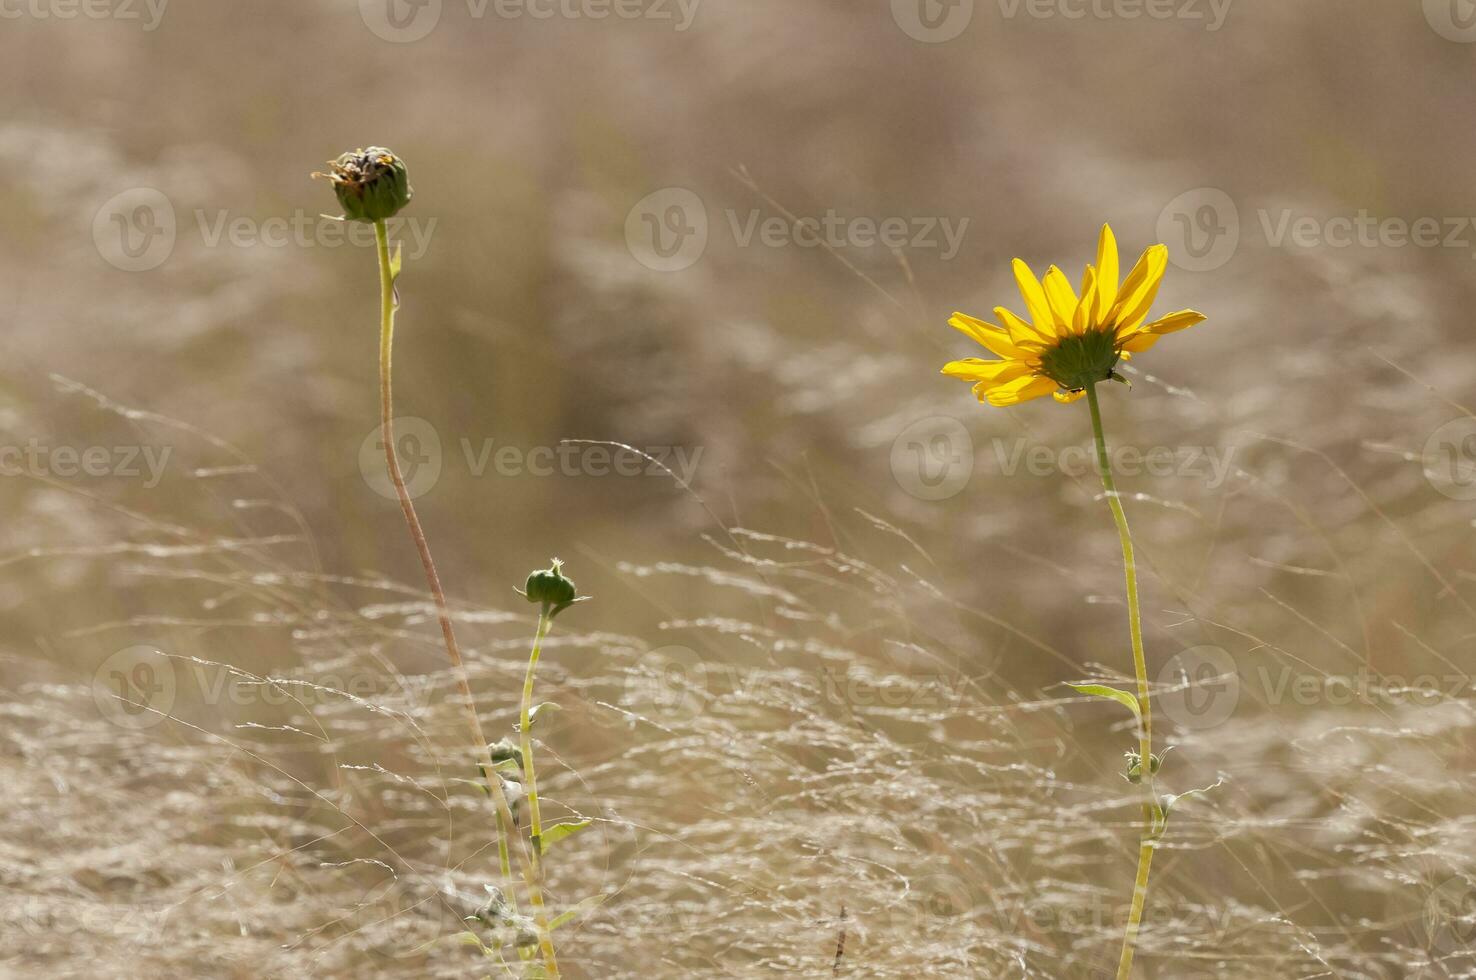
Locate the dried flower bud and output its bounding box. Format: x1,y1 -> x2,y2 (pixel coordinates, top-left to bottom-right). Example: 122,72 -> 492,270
313,146 -> 412,222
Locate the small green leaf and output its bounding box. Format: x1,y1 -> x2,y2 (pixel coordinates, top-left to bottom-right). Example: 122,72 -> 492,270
389,242 -> 403,281
538,819 -> 591,854
549,893 -> 608,932
517,702 -> 561,732
1066,683 -> 1141,723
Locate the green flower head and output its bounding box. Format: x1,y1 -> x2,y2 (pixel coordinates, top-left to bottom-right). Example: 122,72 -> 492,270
522,558 -> 582,618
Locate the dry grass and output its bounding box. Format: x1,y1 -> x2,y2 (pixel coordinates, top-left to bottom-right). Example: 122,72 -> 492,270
5,1 -> 1476,976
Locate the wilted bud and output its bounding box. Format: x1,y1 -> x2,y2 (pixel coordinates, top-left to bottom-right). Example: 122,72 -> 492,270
1122,748 -> 1168,784
474,885 -> 512,928
487,737 -> 522,769
313,146 -> 412,222
522,558 -> 580,618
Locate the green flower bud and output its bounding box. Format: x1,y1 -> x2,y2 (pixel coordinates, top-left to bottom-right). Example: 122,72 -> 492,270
1122,748 -> 1169,784
522,558 -> 580,618
313,146 -> 412,222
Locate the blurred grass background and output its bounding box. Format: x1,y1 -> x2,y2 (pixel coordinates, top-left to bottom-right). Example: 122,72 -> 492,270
3,0 -> 1476,976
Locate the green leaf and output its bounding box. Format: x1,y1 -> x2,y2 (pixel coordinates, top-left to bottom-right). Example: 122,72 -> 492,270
538,819 -> 591,854
517,702 -> 561,732
389,242 -> 403,281
549,893 -> 608,932
1066,683 -> 1142,723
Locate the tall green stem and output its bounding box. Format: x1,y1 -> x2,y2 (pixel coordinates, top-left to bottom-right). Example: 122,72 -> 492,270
1084,382 -> 1155,980
373,220 -> 558,976
518,610 -> 559,972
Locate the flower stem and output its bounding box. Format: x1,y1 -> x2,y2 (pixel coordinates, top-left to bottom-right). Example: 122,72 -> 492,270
372,220 -> 558,975
518,609 -> 559,973
1083,381 -> 1155,980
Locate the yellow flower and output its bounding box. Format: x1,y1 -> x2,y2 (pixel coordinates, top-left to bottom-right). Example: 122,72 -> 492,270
941,224 -> 1206,406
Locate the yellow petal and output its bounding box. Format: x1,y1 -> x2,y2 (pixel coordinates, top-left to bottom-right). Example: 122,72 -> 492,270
1111,244 -> 1168,336
994,306 -> 1050,349
1074,266 -> 1099,334
1053,388 -> 1087,404
1041,265 -> 1080,334
985,374 -> 1057,407
948,312 -> 1030,360
942,357 -> 1032,384
1011,259 -> 1059,339
1119,331 -> 1161,353
1140,309 -> 1207,335
1094,224 -> 1119,320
